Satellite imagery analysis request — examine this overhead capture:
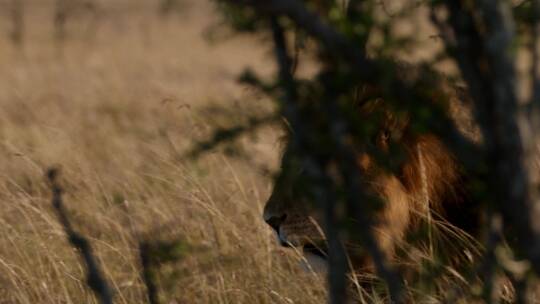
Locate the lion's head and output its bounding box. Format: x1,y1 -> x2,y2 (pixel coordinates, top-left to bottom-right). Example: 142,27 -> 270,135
263,91 -> 481,274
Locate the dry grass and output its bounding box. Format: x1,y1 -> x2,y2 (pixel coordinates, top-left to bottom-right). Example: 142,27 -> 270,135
0,1 -> 327,303
2,1 -> 540,303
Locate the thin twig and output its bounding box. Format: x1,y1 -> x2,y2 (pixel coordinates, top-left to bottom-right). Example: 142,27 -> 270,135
185,115 -> 277,159
46,168 -> 113,304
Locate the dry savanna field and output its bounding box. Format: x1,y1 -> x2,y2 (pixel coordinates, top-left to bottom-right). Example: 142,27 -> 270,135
0,1 -> 331,303
3,1 -> 540,303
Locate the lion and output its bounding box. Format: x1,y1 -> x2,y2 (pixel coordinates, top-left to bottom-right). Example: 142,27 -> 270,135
262,79 -> 483,279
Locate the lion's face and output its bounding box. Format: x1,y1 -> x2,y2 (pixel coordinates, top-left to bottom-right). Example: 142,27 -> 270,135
262,102 -> 406,268
262,145 -> 409,272
262,106 -> 472,274
261,89 -> 483,276
263,145 -> 329,267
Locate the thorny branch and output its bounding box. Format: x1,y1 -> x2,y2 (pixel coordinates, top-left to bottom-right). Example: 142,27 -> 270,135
46,168 -> 114,304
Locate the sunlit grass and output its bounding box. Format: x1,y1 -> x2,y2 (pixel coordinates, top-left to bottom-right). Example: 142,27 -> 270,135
0,1 -> 326,303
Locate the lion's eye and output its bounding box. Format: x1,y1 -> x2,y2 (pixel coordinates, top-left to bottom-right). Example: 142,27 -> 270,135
381,129 -> 390,141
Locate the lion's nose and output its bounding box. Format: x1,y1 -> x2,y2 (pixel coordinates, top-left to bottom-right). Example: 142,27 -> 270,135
264,214 -> 287,234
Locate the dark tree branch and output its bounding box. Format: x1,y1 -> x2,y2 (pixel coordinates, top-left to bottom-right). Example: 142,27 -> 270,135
323,88 -> 405,303
230,0 -> 372,70
441,0 -> 540,273
46,168 -> 113,304
530,0 -> 540,194
270,16 -> 349,304
223,0 -> 482,172
533,0 -> 540,109
270,16 -> 404,303
185,115 -> 277,159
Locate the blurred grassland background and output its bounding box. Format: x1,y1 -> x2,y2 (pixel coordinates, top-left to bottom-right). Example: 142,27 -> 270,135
0,0 -> 329,303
